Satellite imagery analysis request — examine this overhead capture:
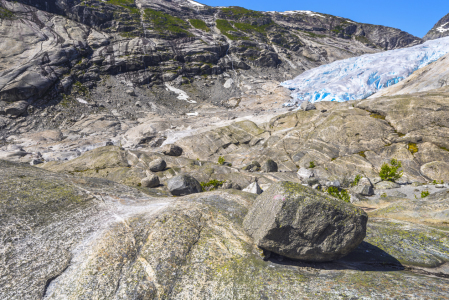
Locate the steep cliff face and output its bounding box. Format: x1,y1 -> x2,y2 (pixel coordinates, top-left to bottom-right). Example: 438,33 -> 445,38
424,12 -> 449,41
0,0 -> 422,136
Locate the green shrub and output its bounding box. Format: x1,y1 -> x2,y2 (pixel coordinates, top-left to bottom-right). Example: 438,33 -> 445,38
144,9 -> 192,37
189,19 -> 210,32
0,6 -> 14,19
308,161 -> 315,169
421,190 -> 430,198
200,180 -> 226,191
381,193 -> 387,198
220,6 -> 265,19
218,156 -> 225,165
107,0 -> 140,14
379,159 -> 403,182
351,175 -> 362,187
327,187 -> 350,203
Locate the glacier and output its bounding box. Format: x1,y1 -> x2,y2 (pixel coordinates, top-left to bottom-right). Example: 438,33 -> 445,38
281,36 -> 449,106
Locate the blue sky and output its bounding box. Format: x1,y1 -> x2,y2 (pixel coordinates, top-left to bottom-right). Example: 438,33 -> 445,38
200,0 -> 449,38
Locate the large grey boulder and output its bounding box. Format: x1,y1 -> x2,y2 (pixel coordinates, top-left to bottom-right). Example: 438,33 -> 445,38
167,174 -> 202,196
5,101 -> 28,116
262,159 -> 278,172
243,182 -> 368,262
148,158 -> 166,172
351,177 -> 374,196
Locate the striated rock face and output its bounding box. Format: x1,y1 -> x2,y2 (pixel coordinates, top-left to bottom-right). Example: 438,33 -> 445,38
424,12 -> 449,41
243,182 -> 368,261
0,0 -> 422,131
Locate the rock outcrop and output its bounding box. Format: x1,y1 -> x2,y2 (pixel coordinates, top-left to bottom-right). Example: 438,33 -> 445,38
243,182 -> 368,262
424,12 -> 449,41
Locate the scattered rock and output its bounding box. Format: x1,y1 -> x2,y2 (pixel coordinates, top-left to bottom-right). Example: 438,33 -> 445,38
375,181 -> 401,189
162,144 -> 183,156
325,180 -> 341,188
221,180 -> 242,190
390,190 -> 407,197
125,89 -> 135,96
243,182 -> 368,262
297,167 -> 314,181
242,182 -> 262,194
435,184 -> 446,188
30,159 -> 43,166
300,101 -> 316,111
262,159 -> 278,172
167,174 -> 202,196
141,174 -> 160,188
5,101 -> 28,116
242,161 -> 261,172
351,184 -> 374,196
148,158 -> 166,172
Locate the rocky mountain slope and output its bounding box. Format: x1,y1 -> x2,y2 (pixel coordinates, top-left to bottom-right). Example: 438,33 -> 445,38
0,0 -> 422,139
424,12 -> 449,41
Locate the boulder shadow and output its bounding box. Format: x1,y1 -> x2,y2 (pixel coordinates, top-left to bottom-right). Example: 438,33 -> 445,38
265,242 -> 404,272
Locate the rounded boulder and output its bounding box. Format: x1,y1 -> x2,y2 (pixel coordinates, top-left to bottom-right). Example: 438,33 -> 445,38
243,181 -> 368,262
167,174 -> 202,196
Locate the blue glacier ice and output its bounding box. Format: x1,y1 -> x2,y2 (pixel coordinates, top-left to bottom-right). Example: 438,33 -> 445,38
281,36 -> 449,106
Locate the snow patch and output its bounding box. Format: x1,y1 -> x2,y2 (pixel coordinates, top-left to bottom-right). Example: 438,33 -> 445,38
436,22 -> 449,33
164,83 -> 197,103
281,36 -> 449,105
186,112 -> 198,116
187,0 -> 204,7
278,10 -> 325,18
76,98 -> 88,104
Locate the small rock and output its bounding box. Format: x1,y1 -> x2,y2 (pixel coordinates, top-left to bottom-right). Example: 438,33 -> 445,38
30,159 -> 43,166
242,182 -> 263,195
351,184 -> 374,196
243,182 -> 368,262
358,177 -> 373,187
435,184 -> 445,188
297,167 -> 314,181
167,174 -> 202,196
221,180 -> 242,190
375,181 -> 401,190
162,144 -> 183,156
126,89 -> 135,96
135,101 -> 141,107
5,101 -> 28,116
389,190 -> 407,197
149,158 -> 166,172
311,184 -> 321,190
262,159 -> 278,172
105,141 -> 114,146
242,161 -> 261,172
141,175 -> 160,188
300,101 -> 316,111
326,180 -> 341,188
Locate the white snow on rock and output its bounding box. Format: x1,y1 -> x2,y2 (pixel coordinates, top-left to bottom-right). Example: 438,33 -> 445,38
269,10 -> 325,18
76,98 -> 88,104
437,22 -> 449,33
164,83 -> 197,103
281,36 -> 449,106
187,0 -> 204,7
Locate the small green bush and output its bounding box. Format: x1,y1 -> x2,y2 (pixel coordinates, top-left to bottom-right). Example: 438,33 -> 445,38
308,161 -> 315,169
189,19 -> 210,32
200,180 -> 226,191
351,175 -> 362,187
379,159 -> 403,182
218,156 -> 225,165
327,187 -> 350,203
421,190 -> 430,198
381,193 -> 387,198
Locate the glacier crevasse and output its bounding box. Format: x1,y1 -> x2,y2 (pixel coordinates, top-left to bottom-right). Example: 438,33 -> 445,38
281,36 -> 449,106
